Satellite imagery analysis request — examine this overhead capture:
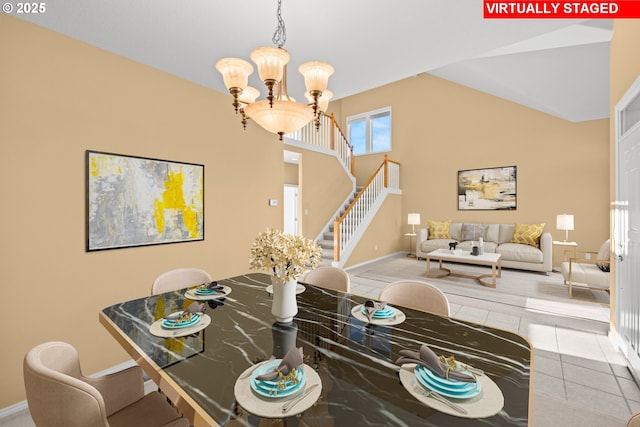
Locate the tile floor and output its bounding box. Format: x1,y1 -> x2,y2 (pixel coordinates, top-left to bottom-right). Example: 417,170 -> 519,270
3,258 -> 636,427
347,256 -> 637,426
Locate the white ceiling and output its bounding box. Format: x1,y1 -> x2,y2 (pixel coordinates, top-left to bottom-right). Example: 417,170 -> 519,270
15,0 -> 612,122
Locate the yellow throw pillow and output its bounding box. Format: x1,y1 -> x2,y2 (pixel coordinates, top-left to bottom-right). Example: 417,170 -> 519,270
511,223 -> 545,247
428,220 -> 451,239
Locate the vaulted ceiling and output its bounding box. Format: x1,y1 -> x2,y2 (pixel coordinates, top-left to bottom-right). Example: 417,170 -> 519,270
16,0 -> 612,122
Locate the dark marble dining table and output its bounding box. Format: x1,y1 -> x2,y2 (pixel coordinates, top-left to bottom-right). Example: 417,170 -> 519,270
100,273 -> 532,426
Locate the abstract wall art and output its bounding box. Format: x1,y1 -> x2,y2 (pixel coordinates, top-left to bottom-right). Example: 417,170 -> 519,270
86,151 -> 204,251
458,166 -> 517,210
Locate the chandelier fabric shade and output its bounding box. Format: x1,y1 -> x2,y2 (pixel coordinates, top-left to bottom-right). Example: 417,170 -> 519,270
215,0 -> 333,140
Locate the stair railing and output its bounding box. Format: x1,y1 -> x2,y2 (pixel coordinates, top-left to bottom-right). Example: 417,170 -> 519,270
286,113 -> 354,176
333,155 -> 400,262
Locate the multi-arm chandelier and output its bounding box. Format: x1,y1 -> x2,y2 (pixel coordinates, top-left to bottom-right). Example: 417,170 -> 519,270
215,0 -> 334,140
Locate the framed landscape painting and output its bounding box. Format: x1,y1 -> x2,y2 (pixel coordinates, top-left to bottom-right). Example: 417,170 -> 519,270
86,151 -> 204,251
458,166 -> 517,210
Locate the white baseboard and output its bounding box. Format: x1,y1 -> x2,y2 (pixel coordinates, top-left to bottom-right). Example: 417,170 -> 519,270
344,251 -> 406,272
0,359 -> 142,420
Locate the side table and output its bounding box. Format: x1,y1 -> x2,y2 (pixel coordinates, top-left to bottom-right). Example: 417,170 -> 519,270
553,240 -> 578,272
404,233 -> 417,258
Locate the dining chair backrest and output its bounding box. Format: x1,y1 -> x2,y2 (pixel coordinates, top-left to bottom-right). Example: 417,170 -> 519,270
378,280 -> 450,316
151,268 -> 212,295
23,341 -> 105,427
629,412 -> 640,427
24,341 -> 189,427
302,266 -> 350,293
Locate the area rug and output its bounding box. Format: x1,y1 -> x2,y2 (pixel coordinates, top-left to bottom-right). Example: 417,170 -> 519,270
350,254 -> 610,323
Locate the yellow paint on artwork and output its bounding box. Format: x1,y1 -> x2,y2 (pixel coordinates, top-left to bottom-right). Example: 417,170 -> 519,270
90,154 -> 124,177
90,156 -> 99,177
153,170 -> 202,238
154,199 -> 165,234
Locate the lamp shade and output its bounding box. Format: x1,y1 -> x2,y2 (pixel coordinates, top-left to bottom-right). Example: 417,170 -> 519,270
408,213 -> 421,226
306,90 -> 334,113
244,99 -> 313,135
556,214 -> 574,231
299,61 -> 334,93
215,58 -> 253,90
250,47 -> 290,83
238,86 -> 260,106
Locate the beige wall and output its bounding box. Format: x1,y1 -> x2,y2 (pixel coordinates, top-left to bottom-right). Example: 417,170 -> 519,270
284,162 -> 299,185
609,20 -> 640,332
335,74 -> 610,268
287,146 -> 354,239
0,15 -> 287,407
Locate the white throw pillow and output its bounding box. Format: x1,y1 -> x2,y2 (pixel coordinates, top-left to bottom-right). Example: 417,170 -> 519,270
596,239 -> 610,272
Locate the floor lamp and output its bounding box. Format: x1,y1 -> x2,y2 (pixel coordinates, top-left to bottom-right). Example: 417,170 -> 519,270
406,213 -> 421,258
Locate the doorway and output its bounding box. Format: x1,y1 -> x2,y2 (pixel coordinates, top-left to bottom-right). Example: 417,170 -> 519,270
284,184 -> 299,235
284,150 -> 301,235
615,76 -> 640,379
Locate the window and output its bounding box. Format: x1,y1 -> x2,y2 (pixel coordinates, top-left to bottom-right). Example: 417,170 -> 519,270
347,107 -> 391,155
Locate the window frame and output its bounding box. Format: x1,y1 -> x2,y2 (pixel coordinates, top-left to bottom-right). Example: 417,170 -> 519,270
346,106 -> 392,156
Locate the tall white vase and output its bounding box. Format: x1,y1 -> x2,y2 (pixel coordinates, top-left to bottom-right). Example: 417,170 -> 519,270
271,276 -> 298,324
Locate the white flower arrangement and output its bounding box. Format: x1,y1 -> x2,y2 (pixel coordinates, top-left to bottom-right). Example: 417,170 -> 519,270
249,228 -> 323,282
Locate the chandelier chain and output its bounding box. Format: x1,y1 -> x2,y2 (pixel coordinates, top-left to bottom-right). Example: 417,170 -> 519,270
272,0 -> 287,48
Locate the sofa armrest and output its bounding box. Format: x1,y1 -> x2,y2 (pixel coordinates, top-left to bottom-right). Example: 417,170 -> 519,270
539,232 -> 553,273
416,228 -> 428,257
569,257 -> 610,266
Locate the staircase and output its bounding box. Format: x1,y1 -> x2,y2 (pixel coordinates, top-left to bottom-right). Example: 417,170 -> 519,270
285,116 -> 401,267
316,187 -> 364,266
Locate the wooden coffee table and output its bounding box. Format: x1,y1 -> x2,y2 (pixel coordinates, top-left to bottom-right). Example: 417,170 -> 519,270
426,249 -> 502,288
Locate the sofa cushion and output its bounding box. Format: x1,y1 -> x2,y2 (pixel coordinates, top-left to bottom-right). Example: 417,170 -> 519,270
427,220 -> 450,239
449,222 -> 463,241
560,262 -> 609,289
496,243 -> 543,263
457,240 -> 497,253
498,224 -> 515,244
461,223 -> 489,241
485,224 -> 500,244
596,239 -> 611,272
420,239 -> 453,253
511,223 -> 545,248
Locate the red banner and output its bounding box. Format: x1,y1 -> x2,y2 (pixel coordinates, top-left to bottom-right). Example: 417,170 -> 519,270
484,1 -> 640,18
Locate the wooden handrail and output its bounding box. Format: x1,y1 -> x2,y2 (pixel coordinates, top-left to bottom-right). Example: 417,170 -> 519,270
327,113 -> 354,175
333,155 -> 400,262
337,162 -> 385,223
326,113 -> 351,150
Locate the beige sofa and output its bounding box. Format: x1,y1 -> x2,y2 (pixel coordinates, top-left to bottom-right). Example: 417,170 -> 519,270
416,222 -> 552,274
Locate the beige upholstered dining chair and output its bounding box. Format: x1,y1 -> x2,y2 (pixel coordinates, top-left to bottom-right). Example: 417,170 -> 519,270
151,267 -> 212,295
378,280 -> 450,316
302,266 -> 351,293
629,411 -> 640,427
23,341 -> 189,427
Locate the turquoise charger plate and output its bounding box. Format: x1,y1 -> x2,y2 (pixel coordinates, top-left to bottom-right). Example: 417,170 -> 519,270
250,359 -> 306,398
161,312 -> 201,329
361,305 -> 396,319
415,365 -> 481,399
